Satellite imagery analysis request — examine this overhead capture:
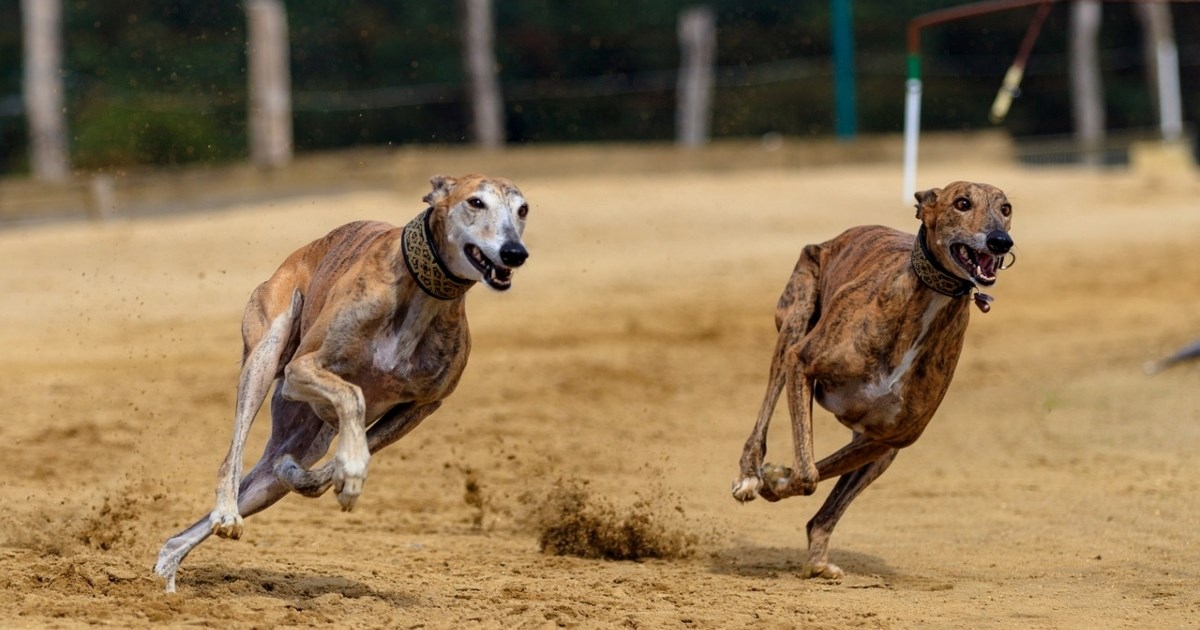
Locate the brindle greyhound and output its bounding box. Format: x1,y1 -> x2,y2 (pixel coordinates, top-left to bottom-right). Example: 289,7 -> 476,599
155,174 -> 530,592
732,181 -> 1014,579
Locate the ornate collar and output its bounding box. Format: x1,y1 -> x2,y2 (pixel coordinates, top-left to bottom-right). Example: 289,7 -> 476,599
401,208 -> 474,300
910,225 -> 974,299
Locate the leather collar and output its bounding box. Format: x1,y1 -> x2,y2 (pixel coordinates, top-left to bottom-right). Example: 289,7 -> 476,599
401,208 -> 474,300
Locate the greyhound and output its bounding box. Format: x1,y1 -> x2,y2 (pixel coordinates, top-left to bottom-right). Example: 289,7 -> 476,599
155,174 -> 530,592
732,181 -> 1014,579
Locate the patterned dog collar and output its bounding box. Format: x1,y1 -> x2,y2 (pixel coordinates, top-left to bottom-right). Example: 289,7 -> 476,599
910,225 -> 974,299
401,208 -> 475,300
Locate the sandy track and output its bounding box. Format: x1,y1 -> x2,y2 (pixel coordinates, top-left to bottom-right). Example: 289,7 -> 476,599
2,158 -> 1199,628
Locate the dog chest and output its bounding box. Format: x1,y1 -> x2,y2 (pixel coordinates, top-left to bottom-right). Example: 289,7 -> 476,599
368,307 -> 467,398
813,293 -> 965,436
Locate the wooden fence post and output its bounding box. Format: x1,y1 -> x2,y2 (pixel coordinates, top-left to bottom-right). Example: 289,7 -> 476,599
676,6 -> 716,148
1069,0 -> 1105,166
21,0 -> 70,182
461,0 -> 504,149
246,0 -> 293,169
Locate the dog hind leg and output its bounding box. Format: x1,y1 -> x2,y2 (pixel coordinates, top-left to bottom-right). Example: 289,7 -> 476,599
211,288 -> 303,540
276,400 -> 442,497
802,445 -> 898,579
154,389 -> 334,592
733,245 -> 822,503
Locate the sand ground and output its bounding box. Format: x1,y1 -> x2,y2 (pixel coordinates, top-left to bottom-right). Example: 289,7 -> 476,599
1,155 -> 1199,629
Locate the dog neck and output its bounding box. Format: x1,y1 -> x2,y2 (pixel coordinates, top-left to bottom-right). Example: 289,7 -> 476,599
910,225 -> 974,299
400,208 -> 475,300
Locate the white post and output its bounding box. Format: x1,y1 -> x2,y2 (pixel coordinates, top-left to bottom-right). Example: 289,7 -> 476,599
1135,1 -> 1183,143
246,0 -> 293,169
21,0 -> 70,182
902,78 -> 922,203
676,6 -> 716,148
1155,41 -> 1183,143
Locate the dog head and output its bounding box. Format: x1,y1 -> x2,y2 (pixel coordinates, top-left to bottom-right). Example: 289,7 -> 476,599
914,181 -> 1013,288
424,174 -> 529,291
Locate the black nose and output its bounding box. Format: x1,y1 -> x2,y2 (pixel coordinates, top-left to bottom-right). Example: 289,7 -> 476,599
986,230 -> 1013,255
499,242 -> 528,267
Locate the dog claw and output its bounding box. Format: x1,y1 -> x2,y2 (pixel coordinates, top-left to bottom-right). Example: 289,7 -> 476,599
335,478 -> 362,511
731,476 -> 761,502
209,511 -> 244,540
332,456 -> 367,512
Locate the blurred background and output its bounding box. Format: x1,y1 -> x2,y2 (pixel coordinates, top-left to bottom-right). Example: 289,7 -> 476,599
0,0 -> 1196,219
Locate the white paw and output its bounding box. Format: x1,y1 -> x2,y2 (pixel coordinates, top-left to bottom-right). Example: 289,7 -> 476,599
760,463 -> 793,488
209,509 -> 244,539
731,476 -> 761,502
761,463 -> 817,497
333,455 -> 369,512
154,554 -> 179,593
801,561 -> 845,580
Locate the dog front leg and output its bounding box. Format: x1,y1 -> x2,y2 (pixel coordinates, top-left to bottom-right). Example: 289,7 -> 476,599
275,400 -> 442,497
760,349 -> 820,500
282,353 -> 369,511
732,334 -> 790,502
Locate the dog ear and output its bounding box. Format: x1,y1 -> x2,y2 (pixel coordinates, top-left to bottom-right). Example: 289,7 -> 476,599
422,175 -> 459,206
913,187 -> 941,220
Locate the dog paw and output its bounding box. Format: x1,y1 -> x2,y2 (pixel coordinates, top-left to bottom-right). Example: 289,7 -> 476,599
800,561 -> 845,580
731,476 -> 761,502
761,463 -> 817,498
154,549 -> 181,593
333,456 -> 369,512
209,510 -> 244,540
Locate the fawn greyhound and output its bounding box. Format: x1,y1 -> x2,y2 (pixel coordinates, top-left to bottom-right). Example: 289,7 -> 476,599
155,174 -> 530,592
732,181 -> 1014,579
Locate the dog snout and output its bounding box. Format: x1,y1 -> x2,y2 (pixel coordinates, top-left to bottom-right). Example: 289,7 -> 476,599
986,230 -> 1013,255
499,242 -> 528,267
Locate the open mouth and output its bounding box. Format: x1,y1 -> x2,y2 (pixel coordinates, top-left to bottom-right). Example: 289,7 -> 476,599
951,243 -> 999,286
464,244 -> 513,290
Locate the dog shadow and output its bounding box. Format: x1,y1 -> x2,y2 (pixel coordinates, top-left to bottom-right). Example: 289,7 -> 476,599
184,564 -> 420,606
707,543 -> 900,582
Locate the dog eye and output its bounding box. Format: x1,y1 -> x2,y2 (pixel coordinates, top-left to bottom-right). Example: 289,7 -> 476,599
1000,203 -> 1012,217
954,197 -> 971,211
467,197 -> 486,210
517,204 -> 529,219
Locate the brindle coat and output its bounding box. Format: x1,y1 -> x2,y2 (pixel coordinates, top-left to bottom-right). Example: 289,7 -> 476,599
732,181 -> 1014,579
155,174 -> 529,592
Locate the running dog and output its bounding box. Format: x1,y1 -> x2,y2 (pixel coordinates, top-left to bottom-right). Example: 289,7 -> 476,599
732,181 -> 1014,579
155,174 -> 530,592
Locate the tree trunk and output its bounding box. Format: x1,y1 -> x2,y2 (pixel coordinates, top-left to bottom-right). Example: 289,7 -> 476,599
21,0 -> 70,182
1135,1 -> 1182,143
461,0 -> 504,149
1069,0 -> 1105,166
246,0 -> 293,169
676,6 -> 716,148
